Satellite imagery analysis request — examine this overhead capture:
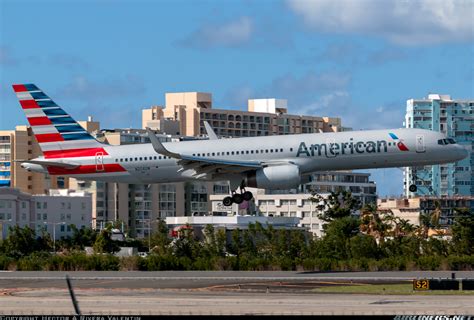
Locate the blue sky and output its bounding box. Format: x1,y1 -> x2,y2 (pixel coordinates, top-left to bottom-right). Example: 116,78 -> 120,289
1,0 -> 473,196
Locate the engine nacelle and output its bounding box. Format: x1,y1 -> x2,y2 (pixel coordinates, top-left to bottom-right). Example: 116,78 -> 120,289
246,164 -> 301,190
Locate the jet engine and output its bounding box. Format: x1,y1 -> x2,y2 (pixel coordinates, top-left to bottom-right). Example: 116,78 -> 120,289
246,164 -> 301,190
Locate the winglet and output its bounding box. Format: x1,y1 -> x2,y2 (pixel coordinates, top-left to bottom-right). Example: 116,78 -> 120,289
203,121 -> 218,140
145,128 -> 181,159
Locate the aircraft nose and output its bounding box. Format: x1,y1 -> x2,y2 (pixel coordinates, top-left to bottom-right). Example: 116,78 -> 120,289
455,145 -> 469,160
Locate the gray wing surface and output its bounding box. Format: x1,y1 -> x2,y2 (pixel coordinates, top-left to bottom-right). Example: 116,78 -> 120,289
146,128 -> 272,177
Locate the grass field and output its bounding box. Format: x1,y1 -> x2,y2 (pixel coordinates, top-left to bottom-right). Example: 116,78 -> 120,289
312,283 -> 474,295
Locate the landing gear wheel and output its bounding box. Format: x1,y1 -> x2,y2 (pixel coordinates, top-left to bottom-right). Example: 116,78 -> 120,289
223,196 -> 233,206
243,191 -> 253,201
232,193 -> 244,204
409,184 -> 417,192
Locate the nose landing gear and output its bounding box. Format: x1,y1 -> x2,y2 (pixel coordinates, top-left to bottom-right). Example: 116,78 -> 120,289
223,189 -> 253,206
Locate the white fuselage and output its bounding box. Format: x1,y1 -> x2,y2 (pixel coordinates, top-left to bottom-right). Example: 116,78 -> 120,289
33,128 -> 468,186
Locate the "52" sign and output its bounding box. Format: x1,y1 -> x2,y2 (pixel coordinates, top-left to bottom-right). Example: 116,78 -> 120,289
413,279 -> 429,290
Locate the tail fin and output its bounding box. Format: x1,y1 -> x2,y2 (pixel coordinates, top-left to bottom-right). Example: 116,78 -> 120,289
12,84 -> 105,159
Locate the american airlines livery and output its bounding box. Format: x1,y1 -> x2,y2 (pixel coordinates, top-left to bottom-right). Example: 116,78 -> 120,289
13,84 -> 468,206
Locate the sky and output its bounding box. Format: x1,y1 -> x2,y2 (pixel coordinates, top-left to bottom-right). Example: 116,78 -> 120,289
0,0 -> 473,196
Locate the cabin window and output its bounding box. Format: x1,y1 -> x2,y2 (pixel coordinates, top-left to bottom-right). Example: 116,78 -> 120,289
227,152 -> 230,155
159,156 -> 162,159
251,150 -> 254,154
256,150 -> 259,154
280,148 -> 283,152
236,151 -> 240,155
265,150 -> 268,153
212,153 -> 215,156
193,154 -> 195,156
231,151 -> 234,155
135,158 -> 138,161
115,159 -> 118,162
246,151 -> 249,154
154,156 -> 157,160
290,148 -> 293,152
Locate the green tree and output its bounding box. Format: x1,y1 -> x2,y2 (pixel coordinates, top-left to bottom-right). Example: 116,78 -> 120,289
0,226 -> 49,258
93,228 -> 120,254
70,225 -> 97,249
172,224 -> 201,259
450,208 -> 474,256
150,220 -> 171,254
318,216 -> 360,260
349,234 -> 379,259
360,204 -> 390,243
312,190 -> 361,222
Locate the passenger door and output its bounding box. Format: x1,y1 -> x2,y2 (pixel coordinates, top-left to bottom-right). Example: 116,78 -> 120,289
95,152 -> 104,171
415,135 -> 425,153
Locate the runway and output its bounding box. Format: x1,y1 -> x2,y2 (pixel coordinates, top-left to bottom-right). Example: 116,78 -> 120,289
1,271 -> 473,315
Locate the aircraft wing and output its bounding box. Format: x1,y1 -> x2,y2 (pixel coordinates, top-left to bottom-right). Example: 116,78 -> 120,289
146,128 -> 264,177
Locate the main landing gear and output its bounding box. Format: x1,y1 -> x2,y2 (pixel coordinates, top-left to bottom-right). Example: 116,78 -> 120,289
223,189 -> 253,206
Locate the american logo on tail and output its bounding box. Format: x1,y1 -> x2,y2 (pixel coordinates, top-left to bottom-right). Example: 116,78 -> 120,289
13,84 -> 126,175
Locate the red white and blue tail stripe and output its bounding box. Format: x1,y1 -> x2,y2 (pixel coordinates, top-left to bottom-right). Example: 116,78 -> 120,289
12,84 -> 108,159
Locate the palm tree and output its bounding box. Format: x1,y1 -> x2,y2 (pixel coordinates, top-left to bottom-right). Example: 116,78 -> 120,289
360,203 -> 390,243
430,200 -> 442,228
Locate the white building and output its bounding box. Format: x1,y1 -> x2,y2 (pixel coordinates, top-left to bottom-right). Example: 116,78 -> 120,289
0,188 -> 92,239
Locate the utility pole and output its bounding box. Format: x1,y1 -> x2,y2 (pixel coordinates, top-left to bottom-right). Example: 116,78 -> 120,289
44,221 -> 66,252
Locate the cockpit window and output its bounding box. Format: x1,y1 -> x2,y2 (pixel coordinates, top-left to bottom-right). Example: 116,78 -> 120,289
438,138 -> 457,145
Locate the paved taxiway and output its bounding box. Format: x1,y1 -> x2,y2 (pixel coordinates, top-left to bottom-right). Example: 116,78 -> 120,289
1,271 -> 473,315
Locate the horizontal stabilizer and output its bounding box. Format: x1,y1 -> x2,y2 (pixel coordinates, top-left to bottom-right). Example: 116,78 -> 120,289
17,159 -> 79,169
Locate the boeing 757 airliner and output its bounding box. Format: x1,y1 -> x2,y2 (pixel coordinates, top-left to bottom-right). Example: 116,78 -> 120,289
13,84 -> 468,206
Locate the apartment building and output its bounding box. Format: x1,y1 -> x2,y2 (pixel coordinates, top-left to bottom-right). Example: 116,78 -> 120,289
209,171 -> 376,236
142,94 -> 342,137
0,188 -> 92,240
378,196 -> 473,228
0,126 -> 66,194
404,94 -> 473,197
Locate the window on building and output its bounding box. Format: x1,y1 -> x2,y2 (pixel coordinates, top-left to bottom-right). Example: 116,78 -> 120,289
43,213 -> 47,220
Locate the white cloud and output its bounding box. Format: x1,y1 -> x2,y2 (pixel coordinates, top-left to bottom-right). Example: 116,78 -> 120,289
56,75 -> 145,101
287,0 -> 474,45
181,16 -> 253,48
297,91 -> 350,115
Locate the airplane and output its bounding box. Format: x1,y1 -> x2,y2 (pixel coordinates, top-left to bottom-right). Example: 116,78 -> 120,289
13,84 -> 468,206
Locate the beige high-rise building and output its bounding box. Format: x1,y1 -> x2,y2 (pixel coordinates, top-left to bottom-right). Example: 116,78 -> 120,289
0,126 -> 66,194
142,93 -> 341,136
